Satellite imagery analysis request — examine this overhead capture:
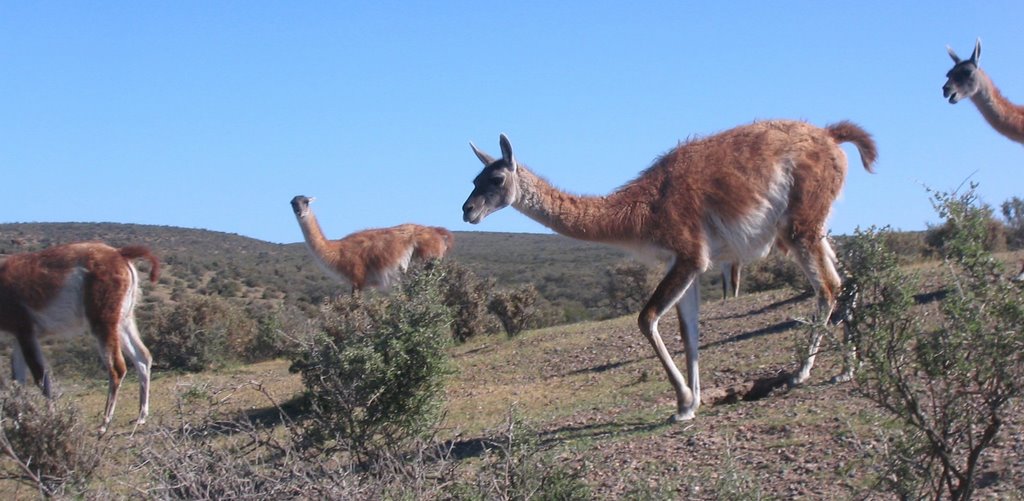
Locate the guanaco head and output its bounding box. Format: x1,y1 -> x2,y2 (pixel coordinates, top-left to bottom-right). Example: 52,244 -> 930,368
943,38 -> 982,104
463,134 -> 520,224
290,195 -> 315,219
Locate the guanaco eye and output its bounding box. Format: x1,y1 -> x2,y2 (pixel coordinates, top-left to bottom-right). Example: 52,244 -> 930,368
490,177 -> 504,187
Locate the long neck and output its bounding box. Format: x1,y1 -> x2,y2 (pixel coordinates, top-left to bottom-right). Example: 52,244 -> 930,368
296,211 -> 341,267
969,71 -> 1024,144
296,210 -> 366,288
511,165 -> 650,242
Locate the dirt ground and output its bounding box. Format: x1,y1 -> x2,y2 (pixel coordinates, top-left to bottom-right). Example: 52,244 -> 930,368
445,261 -> 1024,499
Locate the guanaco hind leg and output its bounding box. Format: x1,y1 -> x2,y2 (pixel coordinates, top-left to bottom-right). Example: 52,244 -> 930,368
789,237 -> 842,386
119,314 -> 152,426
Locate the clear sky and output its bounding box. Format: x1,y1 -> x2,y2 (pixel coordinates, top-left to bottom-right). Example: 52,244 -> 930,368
2,2 -> 1022,244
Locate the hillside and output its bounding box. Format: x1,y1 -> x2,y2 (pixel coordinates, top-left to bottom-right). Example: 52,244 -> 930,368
0,222 -> 1021,497
0,223 -> 650,325
0,222 -> 325,310
16,258 -> 1023,499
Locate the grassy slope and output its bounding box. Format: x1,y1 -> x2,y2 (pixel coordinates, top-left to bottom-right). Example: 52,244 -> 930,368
2,223 -> 1021,498
44,286 -> 894,498
40,286 -> 864,497
49,253 -> 1024,498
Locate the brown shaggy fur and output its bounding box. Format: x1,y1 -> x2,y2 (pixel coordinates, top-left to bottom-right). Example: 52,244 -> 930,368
464,119 -> 876,421
290,196 -> 453,291
0,242 -> 158,433
944,39 -> 1024,145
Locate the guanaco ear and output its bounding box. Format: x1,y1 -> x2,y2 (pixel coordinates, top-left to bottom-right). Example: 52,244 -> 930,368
470,142 -> 494,165
498,133 -> 517,171
947,45 -> 961,64
971,38 -> 981,65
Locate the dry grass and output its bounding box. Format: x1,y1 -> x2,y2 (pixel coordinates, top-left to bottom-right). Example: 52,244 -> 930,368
51,359 -> 301,433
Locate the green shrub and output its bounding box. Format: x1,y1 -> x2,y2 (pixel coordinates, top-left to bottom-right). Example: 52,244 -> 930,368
237,303 -> 311,363
850,186 -> 1024,500
529,296 -> 580,329
835,225 -> 919,378
290,263 -> 453,460
1000,195 -> 1024,249
924,198 -> 1007,256
240,307 -> 290,363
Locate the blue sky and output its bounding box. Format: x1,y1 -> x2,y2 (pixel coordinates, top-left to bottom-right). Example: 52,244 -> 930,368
2,2 -> 1022,244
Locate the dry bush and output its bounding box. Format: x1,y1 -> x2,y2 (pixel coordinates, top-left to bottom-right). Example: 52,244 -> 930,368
240,304 -> 304,363
0,382 -> 102,497
138,377 -> 474,499
145,296 -> 258,372
138,381 -> 356,499
602,261 -> 654,318
138,383 -> 592,500
488,284 -> 539,337
144,423 -> 323,499
452,408 -> 591,500
741,250 -> 805,294
437,260 -> 498,343
19,375 -> 597,499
